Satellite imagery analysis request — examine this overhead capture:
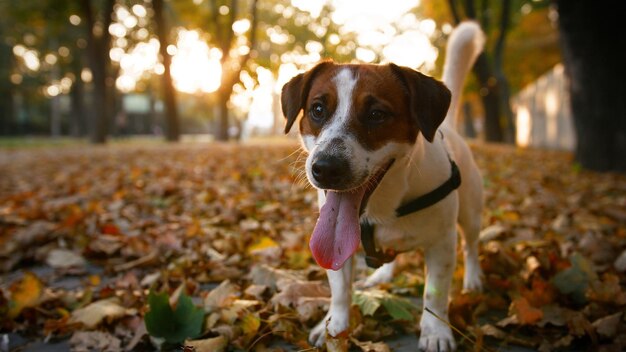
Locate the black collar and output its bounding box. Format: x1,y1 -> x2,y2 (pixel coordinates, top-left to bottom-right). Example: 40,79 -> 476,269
361,157 -> 462,268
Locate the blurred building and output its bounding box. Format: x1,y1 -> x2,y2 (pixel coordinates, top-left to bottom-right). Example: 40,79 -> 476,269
513,64 -> 575,151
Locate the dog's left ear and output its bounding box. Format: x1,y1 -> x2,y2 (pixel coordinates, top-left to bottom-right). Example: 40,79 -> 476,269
389,63 -> 451,142
281,60 -> 333,134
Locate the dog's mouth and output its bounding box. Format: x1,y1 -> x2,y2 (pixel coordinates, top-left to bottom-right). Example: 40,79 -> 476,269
309,159 -> 395,271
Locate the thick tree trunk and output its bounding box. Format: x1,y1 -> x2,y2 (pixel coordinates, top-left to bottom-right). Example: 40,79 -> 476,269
557,0 -> 626,172
81,0 -> 114,144
0,38 -> 14,135
153,0 -> 180,142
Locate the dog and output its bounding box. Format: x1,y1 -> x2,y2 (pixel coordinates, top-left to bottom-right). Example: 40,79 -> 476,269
281,22 -> 485,352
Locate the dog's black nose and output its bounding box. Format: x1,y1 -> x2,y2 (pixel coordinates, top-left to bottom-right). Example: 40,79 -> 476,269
311,155 -> 348,189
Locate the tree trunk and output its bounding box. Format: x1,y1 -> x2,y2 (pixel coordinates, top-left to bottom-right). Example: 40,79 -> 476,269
557,0 -> 626,172
211,0 -> 259,142
216,91 -> 230,141
0,37 -> 14,135
70,65 -> 86,137
473,53 -> 504,142
80,0 -> 115,144
153,0 -> 180,142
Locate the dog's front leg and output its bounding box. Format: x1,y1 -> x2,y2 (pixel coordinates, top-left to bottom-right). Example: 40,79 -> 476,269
309,190 -> 354,347
419,231 -> 457,352
309,259 -> 353,346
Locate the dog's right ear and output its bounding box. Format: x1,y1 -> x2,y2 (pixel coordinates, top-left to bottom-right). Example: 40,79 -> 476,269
281,60 -> 333,134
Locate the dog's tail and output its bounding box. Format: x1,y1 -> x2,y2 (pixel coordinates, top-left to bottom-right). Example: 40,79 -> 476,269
442,21 -> 485,130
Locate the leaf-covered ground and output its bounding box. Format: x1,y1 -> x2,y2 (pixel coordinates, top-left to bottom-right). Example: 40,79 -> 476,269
1,141 -> 625,352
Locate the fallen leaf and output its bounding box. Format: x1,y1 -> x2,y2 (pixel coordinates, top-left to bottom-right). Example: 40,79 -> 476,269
145,290 -> 204,344
203,280 -> 239,313
614,249 -> 626,272
270,280 -> 330,308
591,312 -> 622,338
8,272 -> 44,318
239,312 -> 261,338
46,249 -> 86,269
479,224 -> 506,242
69,331 -> 121,351
351,338 -> 391,352
185,335 -> 227,352
509,297 -> 543,325
552,252 -> 596,304
70,297 -> 130,329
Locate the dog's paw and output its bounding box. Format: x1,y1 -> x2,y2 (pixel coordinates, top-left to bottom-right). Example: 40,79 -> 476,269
361,262 -> 395,288
418,325 -> 456,352
308,310 -> 350,347
462,264 -> 483,292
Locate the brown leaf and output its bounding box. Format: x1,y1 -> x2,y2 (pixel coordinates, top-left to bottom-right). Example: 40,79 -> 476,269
203,280 -> 239,313
69,331 -> 122,351
351,339 -> 391,352
591,312 -> 622,338
185,335 -> 227,352
271,280 -> 330,308
70,297 -> 132,329
509,297 -> 543,325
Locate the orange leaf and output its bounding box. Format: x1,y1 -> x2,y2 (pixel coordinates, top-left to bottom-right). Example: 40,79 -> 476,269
8,272 -> 44,318
510,297 -> 543,325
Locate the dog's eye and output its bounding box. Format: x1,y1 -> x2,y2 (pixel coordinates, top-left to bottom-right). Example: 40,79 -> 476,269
309,103 -> 327,122
368,110 -> 388,124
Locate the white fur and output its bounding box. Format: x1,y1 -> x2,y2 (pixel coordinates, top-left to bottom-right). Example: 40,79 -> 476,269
298,23 -> 485,352
442,21 -> 485,130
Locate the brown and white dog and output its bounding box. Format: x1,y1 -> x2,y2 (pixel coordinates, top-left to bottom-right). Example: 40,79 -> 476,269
281,22 -> 485,352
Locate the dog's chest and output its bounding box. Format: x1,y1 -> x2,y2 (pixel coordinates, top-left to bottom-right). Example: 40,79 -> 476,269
362,167 -> 458,252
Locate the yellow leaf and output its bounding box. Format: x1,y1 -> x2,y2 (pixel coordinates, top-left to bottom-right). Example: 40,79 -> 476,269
239,313 -> 261,337
247,236 -> 279,254
8,272 -> 44,318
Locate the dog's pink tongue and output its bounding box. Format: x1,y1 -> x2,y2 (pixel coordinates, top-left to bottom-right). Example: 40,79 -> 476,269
309,189 -> 365,271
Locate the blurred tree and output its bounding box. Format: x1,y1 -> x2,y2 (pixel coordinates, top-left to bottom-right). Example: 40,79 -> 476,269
172,0 -> 354,140
556,0 -> 626,172
0,31 -> 15,135
80,0 -> 115,144
153,0 -> 180,142
211,0 -> 259,141
0,0 -> 88,136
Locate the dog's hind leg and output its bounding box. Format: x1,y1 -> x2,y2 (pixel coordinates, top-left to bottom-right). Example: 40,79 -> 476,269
457,168 -> 484,292
362,261 -> 396,288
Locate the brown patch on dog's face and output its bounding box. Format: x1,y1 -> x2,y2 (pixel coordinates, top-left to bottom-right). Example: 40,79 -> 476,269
299,66 -> 339,138
348,65 -> 419,150
299,64 -> 419,151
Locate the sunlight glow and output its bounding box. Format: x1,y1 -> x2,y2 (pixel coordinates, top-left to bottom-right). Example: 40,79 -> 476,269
69,15 -> 81,26
132,5 -> 147,18
23,50 -> 40,71
232,19 -> 251,35
170,30 -> 222,94
516,106 -> 532,147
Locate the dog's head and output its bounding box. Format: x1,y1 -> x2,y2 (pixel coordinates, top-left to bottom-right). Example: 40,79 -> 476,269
282,61 -> 451,192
